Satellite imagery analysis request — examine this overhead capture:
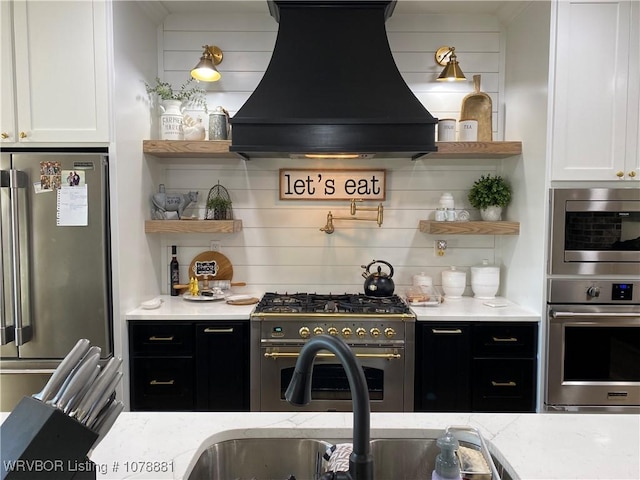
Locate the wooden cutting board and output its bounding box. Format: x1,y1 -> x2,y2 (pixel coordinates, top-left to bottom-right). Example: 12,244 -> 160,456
188,251 -> 233,282
460,74 -> 493,142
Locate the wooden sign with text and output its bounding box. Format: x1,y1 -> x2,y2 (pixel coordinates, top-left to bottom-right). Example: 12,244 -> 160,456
279,169 -> 386,201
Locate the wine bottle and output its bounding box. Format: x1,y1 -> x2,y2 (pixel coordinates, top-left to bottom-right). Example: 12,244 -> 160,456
170,245 -> 179,296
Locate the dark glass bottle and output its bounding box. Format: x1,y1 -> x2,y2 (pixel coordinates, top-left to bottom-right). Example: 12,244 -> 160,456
170,245 -> 179,296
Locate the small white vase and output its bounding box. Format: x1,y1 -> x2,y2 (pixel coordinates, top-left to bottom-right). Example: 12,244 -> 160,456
159,100 -> 184,140
480,206 -> 503,221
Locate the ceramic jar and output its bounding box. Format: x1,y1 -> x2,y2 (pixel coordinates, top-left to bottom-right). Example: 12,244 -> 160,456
471,259 -> 500,299
159,100 -> 184,140
441,266 -> 466,299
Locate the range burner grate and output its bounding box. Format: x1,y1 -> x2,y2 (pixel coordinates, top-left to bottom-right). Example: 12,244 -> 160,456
254,292 -> 412,315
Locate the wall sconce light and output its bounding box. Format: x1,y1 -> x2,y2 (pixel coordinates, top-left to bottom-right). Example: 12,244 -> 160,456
435,46 -> 466,82
190,45 -> 223,82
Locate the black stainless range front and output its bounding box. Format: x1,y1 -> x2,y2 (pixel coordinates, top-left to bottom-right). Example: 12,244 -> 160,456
546,279 -> 640,412
250,293 -> 415,412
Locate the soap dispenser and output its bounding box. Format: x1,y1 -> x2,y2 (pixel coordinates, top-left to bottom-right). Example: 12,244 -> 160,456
432,432 -> 462,480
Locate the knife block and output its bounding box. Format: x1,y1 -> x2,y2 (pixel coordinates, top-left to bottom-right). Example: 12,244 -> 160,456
1,396 -> 98,480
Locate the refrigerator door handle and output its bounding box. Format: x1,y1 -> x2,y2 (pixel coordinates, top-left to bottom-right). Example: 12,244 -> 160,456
7,169 -> 32,346
0,170 -> 14,345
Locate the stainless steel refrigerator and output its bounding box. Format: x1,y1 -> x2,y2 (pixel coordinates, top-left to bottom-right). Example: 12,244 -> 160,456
1,149 -> 112,410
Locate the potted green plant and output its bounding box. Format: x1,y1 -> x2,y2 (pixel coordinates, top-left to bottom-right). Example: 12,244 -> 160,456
206,196 -> 232,220
144,77 -> 208,111
467,174 -> 511,221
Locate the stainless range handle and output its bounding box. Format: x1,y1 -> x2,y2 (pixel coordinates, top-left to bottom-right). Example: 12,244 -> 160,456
551,311 -> 640,319
264,351 -> 401,360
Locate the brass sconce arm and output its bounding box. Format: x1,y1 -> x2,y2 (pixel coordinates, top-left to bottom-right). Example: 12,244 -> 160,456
320,200 -> 384,234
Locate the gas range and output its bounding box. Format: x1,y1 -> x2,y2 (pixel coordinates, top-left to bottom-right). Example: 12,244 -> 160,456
253,292 -> 414,316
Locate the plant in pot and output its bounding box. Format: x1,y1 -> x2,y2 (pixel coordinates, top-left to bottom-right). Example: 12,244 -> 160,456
206,196 -> 232,220
467,174 -> 511,221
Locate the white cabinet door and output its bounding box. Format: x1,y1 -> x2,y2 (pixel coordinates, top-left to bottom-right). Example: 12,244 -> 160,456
550,0 -> 634,181
5,1 -> 109,144
0,1 -> 17,143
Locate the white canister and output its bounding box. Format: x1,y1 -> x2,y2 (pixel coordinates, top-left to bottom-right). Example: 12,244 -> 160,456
413,273 -> 433,288
458,119 -> 478,141
439,192 -> 454,210
471,259 -> 500,299
159,100 -> 184,140
441,266 -> 466,299
437,119 -> 456,142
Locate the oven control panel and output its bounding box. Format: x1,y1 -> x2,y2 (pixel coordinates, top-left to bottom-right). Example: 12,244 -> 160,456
612,283 -> 634,301
260,320 -> 406,344
548,279 -> 639,304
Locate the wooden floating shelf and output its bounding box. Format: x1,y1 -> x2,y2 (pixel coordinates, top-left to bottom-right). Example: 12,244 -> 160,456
145,219 -> 242,234
143,140 -> 234,158
419,220 -> 520,235
143,140 -> 522,159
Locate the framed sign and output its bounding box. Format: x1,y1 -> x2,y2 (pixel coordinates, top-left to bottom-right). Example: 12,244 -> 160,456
279,169 -> 386,201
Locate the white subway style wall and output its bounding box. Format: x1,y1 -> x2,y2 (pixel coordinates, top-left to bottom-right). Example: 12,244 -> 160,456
155,10 -> 509,296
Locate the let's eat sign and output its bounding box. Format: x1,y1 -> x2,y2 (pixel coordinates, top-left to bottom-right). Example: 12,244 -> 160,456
279,169 -> 386,200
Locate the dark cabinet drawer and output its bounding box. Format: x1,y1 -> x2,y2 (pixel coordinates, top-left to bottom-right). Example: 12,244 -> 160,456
472,323 -> 537,358
471,358 -> 536,412
131,357 -> 195,411
130,322 -> 194,355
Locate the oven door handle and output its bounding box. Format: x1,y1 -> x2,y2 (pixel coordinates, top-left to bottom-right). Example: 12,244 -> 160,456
264,351 -> 401,360
551,311 -> 640,319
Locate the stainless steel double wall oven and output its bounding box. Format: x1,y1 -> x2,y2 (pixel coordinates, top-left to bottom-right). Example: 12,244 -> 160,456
546,188 -> 640,412
250,293 -> 415,412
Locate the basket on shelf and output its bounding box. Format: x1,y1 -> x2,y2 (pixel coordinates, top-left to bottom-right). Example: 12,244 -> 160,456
205,182 -> 233,220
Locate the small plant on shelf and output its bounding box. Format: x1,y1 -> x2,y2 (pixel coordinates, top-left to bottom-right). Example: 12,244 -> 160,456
144,77 -> 208,111
467,174 -> 511,221
205,182 -> 233,220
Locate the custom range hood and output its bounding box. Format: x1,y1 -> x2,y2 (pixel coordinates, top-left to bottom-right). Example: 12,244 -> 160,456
229,0 -> 438,160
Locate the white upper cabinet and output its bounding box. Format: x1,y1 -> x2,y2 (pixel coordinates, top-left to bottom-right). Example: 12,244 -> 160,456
549,0 -> 639,181
0,1 -> 110,144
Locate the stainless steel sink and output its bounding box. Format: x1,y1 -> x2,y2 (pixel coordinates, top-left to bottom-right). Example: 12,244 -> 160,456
186,427 -> 515,480
186,437 -> 331,480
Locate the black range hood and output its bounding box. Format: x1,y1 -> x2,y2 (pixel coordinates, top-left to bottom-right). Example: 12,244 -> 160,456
229,0 -> 438,160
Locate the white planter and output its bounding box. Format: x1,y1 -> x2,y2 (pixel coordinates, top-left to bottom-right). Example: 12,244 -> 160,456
480,206 -> 503,221
159,100 -> 184,140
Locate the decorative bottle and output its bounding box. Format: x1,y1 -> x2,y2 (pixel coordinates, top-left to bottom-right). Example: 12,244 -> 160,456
170,245 -> 179,296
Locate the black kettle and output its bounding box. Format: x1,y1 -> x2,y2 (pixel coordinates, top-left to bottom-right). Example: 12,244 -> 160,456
361,260 -> 395,297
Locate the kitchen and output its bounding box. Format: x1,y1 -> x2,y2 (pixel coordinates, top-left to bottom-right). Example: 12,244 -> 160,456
1,0 -> 639,479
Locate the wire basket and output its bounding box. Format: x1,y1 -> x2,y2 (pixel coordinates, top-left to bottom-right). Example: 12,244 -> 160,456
205,182 -> 233,220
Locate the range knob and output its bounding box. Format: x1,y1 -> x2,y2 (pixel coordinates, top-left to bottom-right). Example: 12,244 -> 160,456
384,327 -> 396,339
356,327 -> 367,338
327,327 -> 339,336
586,286 -> 600,299
313,326 -> 324,336
370,327 -> 381,338
341,327 -> 353,338
299,326 -> 310,339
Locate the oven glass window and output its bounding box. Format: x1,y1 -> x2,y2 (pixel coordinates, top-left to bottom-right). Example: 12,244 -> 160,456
280,365 -> 383,400
564,327 -> 640,381
564,211 -> 640,252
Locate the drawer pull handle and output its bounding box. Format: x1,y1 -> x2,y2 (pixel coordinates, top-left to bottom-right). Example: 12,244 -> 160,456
432,328 -> 463,334
149,335 -> 175,341
204,327 -> 234,334
491,381 -> 517,387
492,336 -> 518,342
150,379 -> 175,386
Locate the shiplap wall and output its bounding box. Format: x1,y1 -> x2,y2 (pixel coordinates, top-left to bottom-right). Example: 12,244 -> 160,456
154,10 -> 511,295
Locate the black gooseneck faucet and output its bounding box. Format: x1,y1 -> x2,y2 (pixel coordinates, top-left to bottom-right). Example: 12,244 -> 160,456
284,334 -> 373,480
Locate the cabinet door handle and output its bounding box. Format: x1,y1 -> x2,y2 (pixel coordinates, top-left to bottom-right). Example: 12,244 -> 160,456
431,328 -> 463,334
492,336 -> 518,342
203,327 -> 234,334
148,335 -> 175,341
491,381 -> 517,387
150,379 -> 175,386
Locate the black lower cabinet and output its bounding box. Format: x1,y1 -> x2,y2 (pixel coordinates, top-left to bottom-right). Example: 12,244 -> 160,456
129,321 -> 249,412
415,322 -> 538,413
195,322 -> 249,411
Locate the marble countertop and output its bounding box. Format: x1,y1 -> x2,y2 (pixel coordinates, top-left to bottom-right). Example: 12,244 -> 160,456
126,295 -> 539,322
78,411 -> 640,479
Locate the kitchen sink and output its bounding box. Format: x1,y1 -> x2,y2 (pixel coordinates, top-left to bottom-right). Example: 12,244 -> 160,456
186,427 -> 516,480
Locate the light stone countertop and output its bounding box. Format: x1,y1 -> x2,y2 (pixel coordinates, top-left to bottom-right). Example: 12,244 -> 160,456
76,411 -> 640,479
126,295 -> 539,322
